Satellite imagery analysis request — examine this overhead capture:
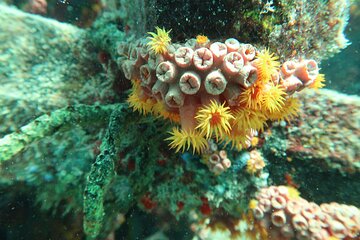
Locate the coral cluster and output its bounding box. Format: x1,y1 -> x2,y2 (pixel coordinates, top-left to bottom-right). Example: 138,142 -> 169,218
120,28 -> 323,153
251,186 -> 360,239
246,149 -> 266,175
201,143 -> 232,175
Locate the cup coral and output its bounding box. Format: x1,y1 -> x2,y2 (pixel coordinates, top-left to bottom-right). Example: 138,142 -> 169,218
253,48 -> 280,83
261,83 -> 286,113
250,186 -> 360,240
166,127 -> 208,153
246,150 -> 266,175
147,26 -> 172,55
121,30 -> 323,154
309,73 -> 326,90
195,100 -> 234,140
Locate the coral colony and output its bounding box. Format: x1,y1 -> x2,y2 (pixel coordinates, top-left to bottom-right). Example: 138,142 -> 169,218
122,27 -> 322,153
116,27 -> 359,239
0,1 -> 358,239
250,186 -> 360,239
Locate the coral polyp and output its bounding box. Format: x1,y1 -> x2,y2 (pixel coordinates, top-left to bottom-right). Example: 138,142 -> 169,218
239,84 -> 264,110
196,34 -> 209,45
166,127 -> 208,153
121,29 -> 323,153
127,81 -> 156,115
253,48 -> 280,82
147,26 -> 172,54
195,100 -> 234,140
267,97 -> 301,122
309,73 -> 326,90
232,108 -> 267,132
261,83 -> 286,112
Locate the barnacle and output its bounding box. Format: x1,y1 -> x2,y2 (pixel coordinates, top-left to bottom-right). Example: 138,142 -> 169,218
253,49 -> 280,82
166,127 -> 208,153
147,26 -> 171,54
195,100 -> 234,140
261,83 -> 286,113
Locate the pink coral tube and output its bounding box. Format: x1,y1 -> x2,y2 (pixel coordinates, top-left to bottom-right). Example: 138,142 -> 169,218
204,70 -> 227,95
271,210 -> 287,227
151,81 -> 169,101
140,64 -> 153,85
281,60 -> 298,77
221,158 -> 231,169
193,48 -> 214,71
179,71 -> 201,95
223,83 -> 242,106
239,44 -> 256,63
222,52 -> 244,75
295,59 -> 319,84
281,75 -> 303,93
292,214 -> 309,231
179,96 -> 199,131
271,195 -> 287,210
165,84 -> 185,108
156,61 -> 177,83
122,60 -> 135,80
225,38 -> 240,52
209,154 -> 221,165
129,47 -> 143,67
237,64 -> 258,88
209,42 -> 227,63
175,47 -> 194,68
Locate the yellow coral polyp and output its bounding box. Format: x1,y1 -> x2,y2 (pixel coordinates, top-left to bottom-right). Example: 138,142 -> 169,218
152,101 -> 180,123
309,73 -> 326,90
196,34 -> 209,45
127,80 -> 156,115
127,91 -> 155,115
248,199 -> 258,210
195,100 -> 234,140
223,128 -> 251,151
239,84 -> 264,110
254,49 -> 280,82
267,97 -> 300,122
286,186 -> 300,199
261,83 -> 286,113
233,108 -> 267,132
166,127 -> 208,154
147,26 -> 172,55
